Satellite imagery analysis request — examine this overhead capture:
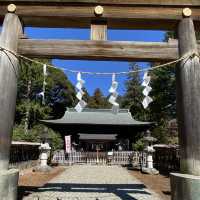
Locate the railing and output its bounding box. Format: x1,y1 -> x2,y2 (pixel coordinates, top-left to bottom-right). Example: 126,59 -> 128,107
52,150 -> 147,167
110,151 -> 132,165
86,152 -> 107,164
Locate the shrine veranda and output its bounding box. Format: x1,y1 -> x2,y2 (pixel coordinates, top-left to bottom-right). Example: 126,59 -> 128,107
0,1 -> 200,200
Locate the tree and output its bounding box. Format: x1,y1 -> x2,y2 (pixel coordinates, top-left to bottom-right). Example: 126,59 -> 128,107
16,59 -> 51,131
122,63 -> 152,148
122,60 -> 176,143
145,32 -> 177,144
47,66 -> 76,118
16,59 -> 76,131
121,63 -> 147,120
13,124 -> 63,151
149,66 -> 176,122
153,30 -> 200,144
82,87 -> 90,103
88,88 -> 111,109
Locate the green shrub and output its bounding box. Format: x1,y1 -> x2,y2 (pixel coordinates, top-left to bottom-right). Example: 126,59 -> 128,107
12,124 -> 63,151
132,139 -> 145,151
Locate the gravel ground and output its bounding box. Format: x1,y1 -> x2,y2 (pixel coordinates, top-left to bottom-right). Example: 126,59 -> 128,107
23,165 -> 163,200
129,170 -> 170,200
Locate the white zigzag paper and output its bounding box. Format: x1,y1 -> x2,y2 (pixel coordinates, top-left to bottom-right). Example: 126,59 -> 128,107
142,85 -> 152,96
43,64 -> 47,76
109,81 -> 118,93
75,100 -> 87,113
142,72 -> 151,87
142,71 -> 153,109
108,73 -> 119,114
142,96 -> 153,109
42,64 -> 48,105
75,72 -> 87,112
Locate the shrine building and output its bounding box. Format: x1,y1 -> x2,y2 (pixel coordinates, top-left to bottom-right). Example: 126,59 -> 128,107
41,108 -> 153,151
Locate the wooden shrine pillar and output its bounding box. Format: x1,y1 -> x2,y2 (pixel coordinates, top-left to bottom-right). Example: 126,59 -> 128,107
171,8 -> 200,200
0,5 -> 23,200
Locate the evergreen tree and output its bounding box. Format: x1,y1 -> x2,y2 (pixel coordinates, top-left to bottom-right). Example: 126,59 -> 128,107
145,31 -> 178,143
122,61 -> 176,143
88,88 -> 110,109
149,66 -> 176,121
16,59 -> 76,130
121,63 -> 147,120
82,87 -> 90,103
47,66 -> 76,118
148,65 -> 176,143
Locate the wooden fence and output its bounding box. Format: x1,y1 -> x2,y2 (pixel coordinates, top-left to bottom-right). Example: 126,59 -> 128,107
52,150 -> 147,167
153,145 -> 180,173
9,141 -> 40,169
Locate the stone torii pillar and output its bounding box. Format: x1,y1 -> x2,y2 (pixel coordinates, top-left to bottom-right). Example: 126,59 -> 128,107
171,8 -> 200,200
0,5 -> 23,200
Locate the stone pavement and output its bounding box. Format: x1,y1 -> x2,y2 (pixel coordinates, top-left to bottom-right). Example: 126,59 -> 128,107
23,165 -> 163,200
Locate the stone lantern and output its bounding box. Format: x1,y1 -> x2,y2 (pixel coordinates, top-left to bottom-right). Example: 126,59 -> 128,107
34,127 -> 52,172
142,130 -> 159,175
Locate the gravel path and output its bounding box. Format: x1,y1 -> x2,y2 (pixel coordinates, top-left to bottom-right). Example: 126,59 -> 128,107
23,165 -> 163,200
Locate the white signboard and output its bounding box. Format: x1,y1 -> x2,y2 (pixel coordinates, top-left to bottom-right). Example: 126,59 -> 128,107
65,135 -> 71,153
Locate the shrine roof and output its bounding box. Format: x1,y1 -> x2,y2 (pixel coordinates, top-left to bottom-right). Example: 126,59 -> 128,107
41,108 -> 152,126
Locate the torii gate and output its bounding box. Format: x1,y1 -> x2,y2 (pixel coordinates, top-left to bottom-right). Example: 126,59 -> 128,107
0,1 -> 200,199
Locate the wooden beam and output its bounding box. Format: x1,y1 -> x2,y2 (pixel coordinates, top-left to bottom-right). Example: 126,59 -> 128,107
91,21 -> 107,40
0,4 -> 200,29
18,39 -> 182,62
1,0 -> 200,6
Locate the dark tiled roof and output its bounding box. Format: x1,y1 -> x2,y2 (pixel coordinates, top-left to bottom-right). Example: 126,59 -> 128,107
41,108 -> 152,126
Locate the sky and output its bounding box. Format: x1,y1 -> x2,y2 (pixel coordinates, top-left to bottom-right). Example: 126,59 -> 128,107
25,27 -> 166,96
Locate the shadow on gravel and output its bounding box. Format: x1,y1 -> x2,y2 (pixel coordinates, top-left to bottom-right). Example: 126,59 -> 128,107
18,183 -> 151,200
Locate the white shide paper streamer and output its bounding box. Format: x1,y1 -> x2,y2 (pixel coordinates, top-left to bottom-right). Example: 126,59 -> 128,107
42,64 -> 47,105
142,71 -> 153,109
108,73 -> 119,114
75,72 -> 87,112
